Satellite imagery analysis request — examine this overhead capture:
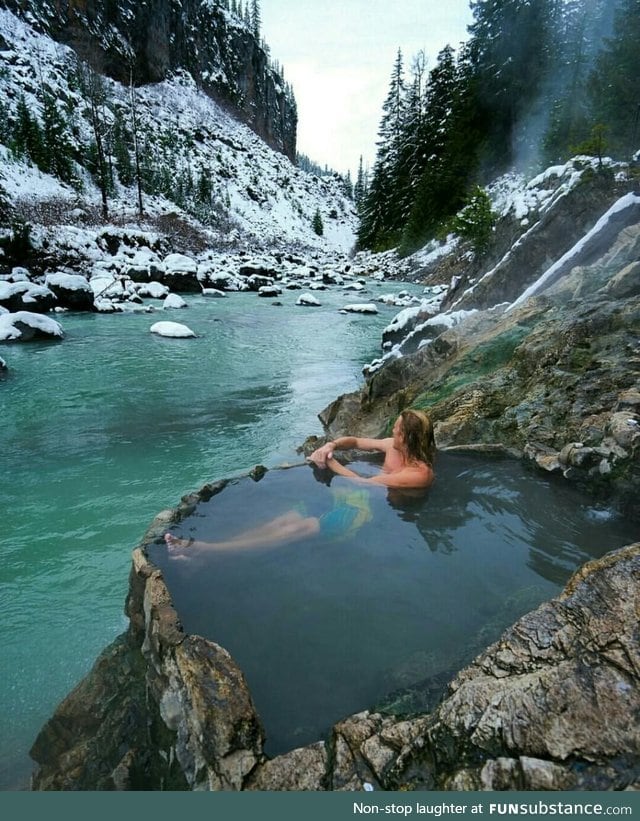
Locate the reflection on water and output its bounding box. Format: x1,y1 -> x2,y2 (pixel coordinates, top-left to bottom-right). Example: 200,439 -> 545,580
151,453 -> 638,757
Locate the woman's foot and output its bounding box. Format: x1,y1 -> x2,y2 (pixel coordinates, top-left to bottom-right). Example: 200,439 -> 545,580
164,533 -> 192,550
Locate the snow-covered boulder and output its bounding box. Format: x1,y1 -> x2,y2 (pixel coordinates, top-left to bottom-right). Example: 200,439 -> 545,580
323,271 -> 344,285
343,282 -> 365,292
0,311 -> 64,342
258,285 -> 282,298
339,303 -> 379,314
135,282 -> 170,299
163,294 -> 188,309
239,263 -> 279,279
161,253 -> 200,293
150,321 -> 196,339
10,267 -> 30,281
296,293 -> 321,307
125,248 -> 165,281
94,299 -> 123,313
44,273 -> 94,312
0,281 -> 57,314
246,274 -> 274,291
198,268 -> 247,291
201,288 -> 226,298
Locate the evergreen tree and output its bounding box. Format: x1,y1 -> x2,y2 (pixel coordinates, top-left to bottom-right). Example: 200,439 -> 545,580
0,175 -> 11,225
400,45 -> 479,254
447,186 -> 496,255
358,49 -> 406,249
468,0 -> 556,172
542,0 -> 621,164
113,111 -> 134,186
589,0 -> 640,158
353,155 -> 366,210
251,0 -> 261,39
312,208 -> 324,236
13,95 -> 45,167
41,91 -> 75,182
197,166 -> 213,204
0,100 -> 10,146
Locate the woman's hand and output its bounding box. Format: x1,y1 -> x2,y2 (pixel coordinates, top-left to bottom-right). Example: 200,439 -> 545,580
309,441 -> 334,468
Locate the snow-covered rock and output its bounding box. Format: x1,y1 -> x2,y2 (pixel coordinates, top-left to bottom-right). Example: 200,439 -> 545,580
44,273 -> 94,311
339,303 -> 379,314
258,285 -> 282,298
163,294 -> 188,309
201,288 -> 226,298
0,281 -> 57,313
135,282 -> 170,299
150,321 -> 196,338
0,311 -> 64,341
296,293 -> 321,307
160,254 -> 200,292
163,253 -> 197,274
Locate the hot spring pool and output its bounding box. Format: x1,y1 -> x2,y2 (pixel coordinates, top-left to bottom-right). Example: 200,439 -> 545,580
149,452 -> 637,757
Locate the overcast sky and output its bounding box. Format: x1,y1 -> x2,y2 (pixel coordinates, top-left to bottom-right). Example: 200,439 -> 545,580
259,0 -> 474,177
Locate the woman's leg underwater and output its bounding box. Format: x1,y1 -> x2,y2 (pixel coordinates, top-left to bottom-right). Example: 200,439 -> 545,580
164,510 -> 321,552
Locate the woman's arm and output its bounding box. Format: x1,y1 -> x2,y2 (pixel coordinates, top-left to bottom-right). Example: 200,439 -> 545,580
326,456 -> 433,489
309,436 -> 391,467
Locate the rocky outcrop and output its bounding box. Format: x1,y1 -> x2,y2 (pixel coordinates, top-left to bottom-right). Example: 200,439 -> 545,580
2,0 -> 296,160
29,482 -> 639,789
317,203 -> 640,521
413,166 -> 637,313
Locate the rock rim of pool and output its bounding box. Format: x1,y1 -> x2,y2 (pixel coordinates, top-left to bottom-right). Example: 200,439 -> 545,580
29,454 -> 640,791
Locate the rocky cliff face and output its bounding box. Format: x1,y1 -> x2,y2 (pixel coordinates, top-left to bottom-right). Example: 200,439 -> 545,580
1,0 -> 296,160
318,180 -> 640,522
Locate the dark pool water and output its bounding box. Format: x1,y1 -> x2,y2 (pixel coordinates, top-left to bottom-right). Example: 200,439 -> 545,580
150,453 -> 638,757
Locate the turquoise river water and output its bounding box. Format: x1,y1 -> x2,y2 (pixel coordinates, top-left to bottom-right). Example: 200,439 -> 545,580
1,282 -> 637,788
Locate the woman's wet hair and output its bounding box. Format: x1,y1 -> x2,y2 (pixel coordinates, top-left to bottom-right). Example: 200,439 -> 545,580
400,409 -> 436,466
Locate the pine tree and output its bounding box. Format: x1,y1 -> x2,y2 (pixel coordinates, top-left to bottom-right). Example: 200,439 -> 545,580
468,0 -> 557,171
113,111 -> 134,185
197,166 -> 213,204
0,175 -> 11,225
353,155 -> 366,210
358,49 -> 406,250
312,208 -> 324,236
41,91 -> 75,182
13,95 -> 45,167
589,0 -> 640,158
400,44 -> 480,254
251,0 -> 261,39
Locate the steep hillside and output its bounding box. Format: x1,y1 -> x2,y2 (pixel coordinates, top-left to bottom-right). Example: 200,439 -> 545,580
0,8 -> 356,257
1,0 -> 296,159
